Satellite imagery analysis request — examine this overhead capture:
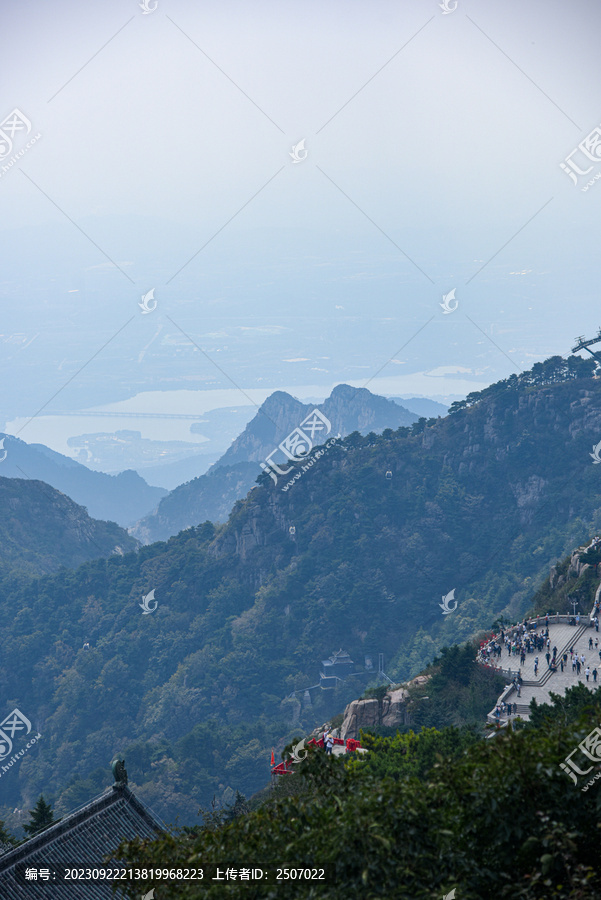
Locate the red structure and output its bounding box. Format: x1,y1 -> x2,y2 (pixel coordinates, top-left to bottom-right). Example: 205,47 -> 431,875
271,758 -> 295,776
271,737 -> 363,775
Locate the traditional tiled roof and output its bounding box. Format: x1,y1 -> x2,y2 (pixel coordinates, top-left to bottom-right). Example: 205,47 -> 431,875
0,783 -> 166,899
322,649 -> 354,667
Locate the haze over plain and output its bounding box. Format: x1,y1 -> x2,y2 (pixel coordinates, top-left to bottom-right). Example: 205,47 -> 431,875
1,0 -> 599,475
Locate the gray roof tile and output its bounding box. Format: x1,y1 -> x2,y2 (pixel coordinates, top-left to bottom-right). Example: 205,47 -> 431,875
0,785 -> 166,899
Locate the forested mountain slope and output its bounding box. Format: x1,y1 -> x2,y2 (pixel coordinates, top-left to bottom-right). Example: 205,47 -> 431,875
1,355 -> 600,828
131,384 -> 417,543
0,476 -> 138,575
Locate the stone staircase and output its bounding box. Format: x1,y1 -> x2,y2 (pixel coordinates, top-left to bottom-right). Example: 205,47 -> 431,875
537,622 -> 589,687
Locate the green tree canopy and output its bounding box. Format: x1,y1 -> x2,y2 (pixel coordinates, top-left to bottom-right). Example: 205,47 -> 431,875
117,687 -> 601,899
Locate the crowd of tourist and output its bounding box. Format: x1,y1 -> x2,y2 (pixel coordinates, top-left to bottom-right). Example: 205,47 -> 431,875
482,539 -> 601,722
478,603 -> 601,723
493,701 -> 518,719
479,610 -> 600,676
479,616 -> 555,669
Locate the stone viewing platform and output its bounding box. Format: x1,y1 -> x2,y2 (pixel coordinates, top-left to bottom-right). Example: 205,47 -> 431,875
478,538 -> 601,727
478,611 -> 600,726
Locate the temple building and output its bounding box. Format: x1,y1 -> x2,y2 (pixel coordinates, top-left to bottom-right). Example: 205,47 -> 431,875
0,760 -> 166,898
320,648 -> 355,689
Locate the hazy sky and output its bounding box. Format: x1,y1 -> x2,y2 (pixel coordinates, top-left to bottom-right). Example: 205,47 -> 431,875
1,0 -> 601,461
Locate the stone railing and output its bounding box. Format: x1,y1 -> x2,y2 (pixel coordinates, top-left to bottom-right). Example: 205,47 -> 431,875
480,664 -> 520,680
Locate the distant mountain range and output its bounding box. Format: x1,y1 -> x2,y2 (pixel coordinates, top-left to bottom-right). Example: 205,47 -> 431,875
131,384 -> 418,543
0,435 -> 166,528
0,476 -> 138,575
1,355 -> 599,825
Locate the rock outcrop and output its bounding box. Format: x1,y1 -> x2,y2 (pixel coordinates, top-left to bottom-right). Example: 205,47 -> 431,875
567,549 -> 592,579
340,676 -> 431,740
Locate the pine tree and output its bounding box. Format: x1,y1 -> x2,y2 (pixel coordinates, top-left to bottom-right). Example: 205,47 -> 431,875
0,819 -> 16,852
223,790 -> 250,822
23,795 -> 54,838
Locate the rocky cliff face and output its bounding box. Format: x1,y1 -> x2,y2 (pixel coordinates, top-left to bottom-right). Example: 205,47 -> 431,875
340,676 -> 431,740
550,546 -> 594,589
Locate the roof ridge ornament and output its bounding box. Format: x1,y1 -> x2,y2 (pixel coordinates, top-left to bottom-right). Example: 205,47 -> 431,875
111,757 -> 128,787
